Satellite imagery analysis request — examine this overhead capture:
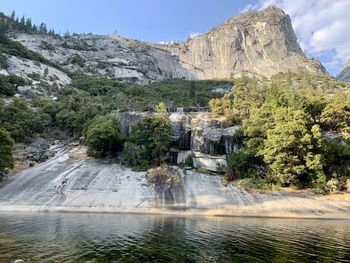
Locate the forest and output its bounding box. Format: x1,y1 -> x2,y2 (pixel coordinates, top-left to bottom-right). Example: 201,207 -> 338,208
210,73 -> 350,193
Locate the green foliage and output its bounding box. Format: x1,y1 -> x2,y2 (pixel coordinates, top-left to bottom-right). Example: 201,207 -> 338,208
184,154 -> 194,167
0,16 -> 63,72
126,112 -> 171,167
0,75 -> 27,96
0,128 -> 14,180
0,11 -> 55,35
322,140 -> 350,178
0,98 -> 50,142
260,108 -> 324,186
69,54 -> 85,67
70,74 -> 229,111
321,89 -> 350,140
212,72 -> 350,190
227,149 -> 261,179
121,142 -> 149,171
85,115 -> 123,158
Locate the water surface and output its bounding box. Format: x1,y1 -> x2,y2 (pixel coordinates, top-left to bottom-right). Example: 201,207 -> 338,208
0,212 -> 349,262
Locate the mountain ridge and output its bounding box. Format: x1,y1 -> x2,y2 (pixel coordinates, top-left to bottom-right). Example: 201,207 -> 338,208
1,6 -> 326,85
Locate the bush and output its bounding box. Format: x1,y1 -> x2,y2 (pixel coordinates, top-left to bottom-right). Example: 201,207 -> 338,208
70,54 -> 85,67
184,154 -> 193,167
0,98 -> 51,142
0,128 -> 14,180
0,76 -> 16,96
128,106 -> 171,167
121,142 -> 149,171
85,115 -> 123,158
325,179 -> 341,194
227,150 -> 260,179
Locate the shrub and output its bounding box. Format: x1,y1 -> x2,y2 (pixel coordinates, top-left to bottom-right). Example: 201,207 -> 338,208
184,154 -> 193,167
0,128 -> 14,180
121,142 -> 149,171
227,150 -> 260,179
85,115 -> 123,158
127,104 -> 171,167
325,179 -> 341,194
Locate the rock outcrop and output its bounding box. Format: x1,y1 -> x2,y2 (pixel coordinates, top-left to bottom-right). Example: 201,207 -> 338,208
115,111 -> 242,172
6,6 -> 325,85
153,6 -> 326,79
0,148 -> 349,219
337,59 -> 350,82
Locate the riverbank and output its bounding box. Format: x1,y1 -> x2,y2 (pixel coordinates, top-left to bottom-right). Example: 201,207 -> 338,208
0,202 -> 350,220
0,147 -> 349,220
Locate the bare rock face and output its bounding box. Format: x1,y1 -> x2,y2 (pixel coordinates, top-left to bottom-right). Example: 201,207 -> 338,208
337,59 -> 350,82
9,6 -> 325,85
11,34 -> 194,85
156,6 -> 326,79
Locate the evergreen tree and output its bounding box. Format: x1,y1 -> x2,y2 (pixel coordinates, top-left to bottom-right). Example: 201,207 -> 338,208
85,115 -> 123,158
0,128 -> 14,180
25,18 -> 32,33
128,105 -> 171,167
39,23 -> 47,34
19,16 -> 25,31
261,107 -> 323,186
10,10 -> 15,21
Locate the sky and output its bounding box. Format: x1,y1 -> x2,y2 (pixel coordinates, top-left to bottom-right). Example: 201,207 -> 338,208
0,0 -> 348,76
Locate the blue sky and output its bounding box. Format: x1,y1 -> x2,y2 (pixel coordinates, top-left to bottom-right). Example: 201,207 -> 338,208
0,0 -> 348,75
0,0 -> 255,42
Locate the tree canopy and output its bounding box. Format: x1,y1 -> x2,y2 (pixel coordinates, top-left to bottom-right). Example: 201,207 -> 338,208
0,128 -> 14,180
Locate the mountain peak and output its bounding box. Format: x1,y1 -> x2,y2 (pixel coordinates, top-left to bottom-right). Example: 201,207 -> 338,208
3,6 -> 326,84
160,5 -> 326,79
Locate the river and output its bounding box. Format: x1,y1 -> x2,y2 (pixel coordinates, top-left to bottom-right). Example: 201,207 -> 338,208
0,212 -> 349,262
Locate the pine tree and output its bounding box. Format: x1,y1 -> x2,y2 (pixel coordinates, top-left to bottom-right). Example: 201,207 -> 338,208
39,23 -> 47,34
25,18 -> 32,33
261,107 -> 323,186
10,10 -> 15,21
0,128 -> 14,180
19,16 -> 25,31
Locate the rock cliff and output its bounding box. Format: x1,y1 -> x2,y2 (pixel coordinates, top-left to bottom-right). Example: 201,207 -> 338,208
6,6 -> 325,85
115,111 -> 241,172
152,6 -> 326,79
337,59 -> 350,82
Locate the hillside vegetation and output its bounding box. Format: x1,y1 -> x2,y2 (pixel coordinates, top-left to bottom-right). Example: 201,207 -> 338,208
210,72 -> 350,193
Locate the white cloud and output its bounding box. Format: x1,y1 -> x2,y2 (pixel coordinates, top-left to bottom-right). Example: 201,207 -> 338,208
189,32 -> 202,38
243,0 -> 350,75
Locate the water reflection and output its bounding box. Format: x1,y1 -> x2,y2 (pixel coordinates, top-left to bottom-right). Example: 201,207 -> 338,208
0,212 -> 349,262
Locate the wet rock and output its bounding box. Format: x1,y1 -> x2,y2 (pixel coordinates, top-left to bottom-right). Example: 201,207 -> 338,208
147,165 -> 185,208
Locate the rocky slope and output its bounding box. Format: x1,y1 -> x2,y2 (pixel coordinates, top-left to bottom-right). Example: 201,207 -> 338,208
337,59 -> 350,82
0,147 -> 349,219
5,6 -> 325,85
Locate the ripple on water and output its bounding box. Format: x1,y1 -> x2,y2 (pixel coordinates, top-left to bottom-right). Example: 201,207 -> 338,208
0,213 -> 349,262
